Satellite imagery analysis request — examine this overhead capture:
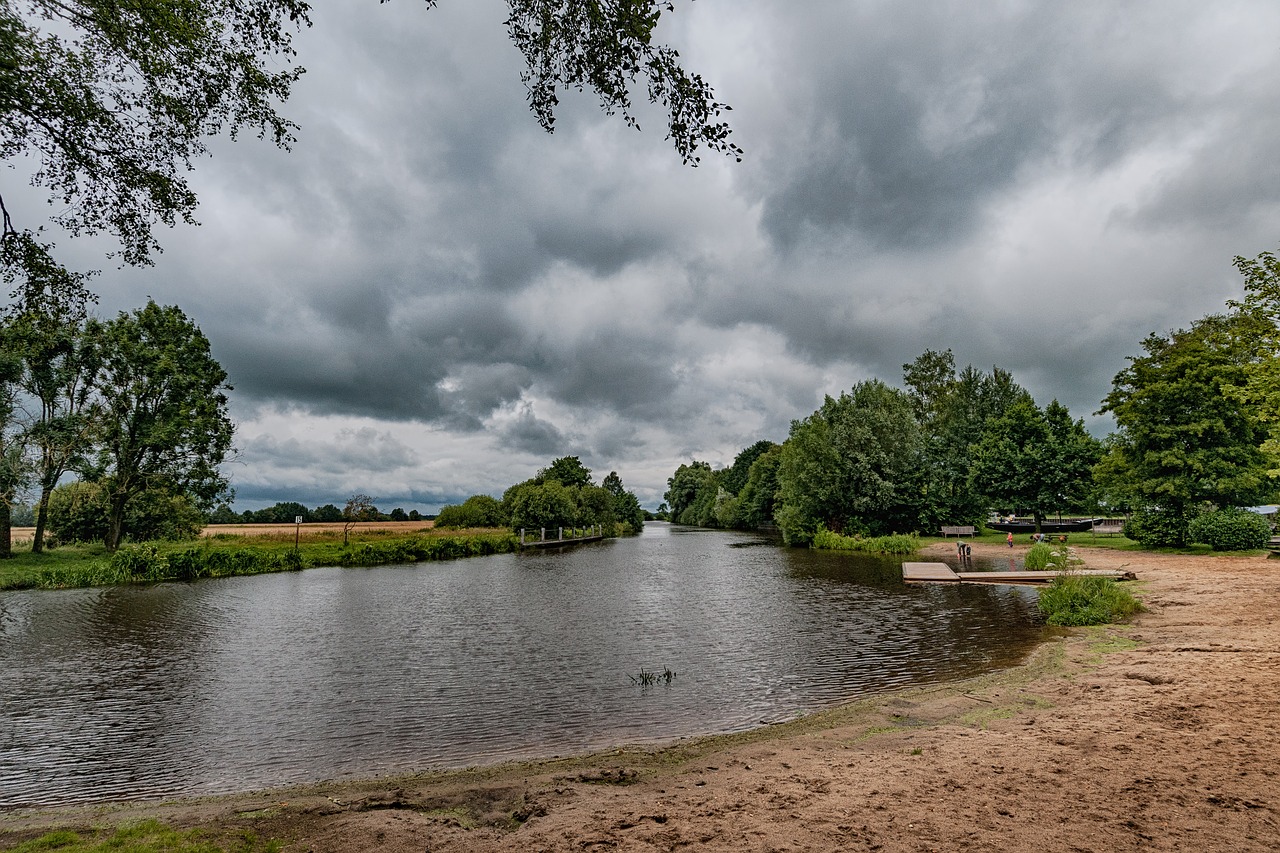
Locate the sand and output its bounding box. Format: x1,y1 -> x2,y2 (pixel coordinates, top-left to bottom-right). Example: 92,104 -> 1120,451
2,542 -> 1277,852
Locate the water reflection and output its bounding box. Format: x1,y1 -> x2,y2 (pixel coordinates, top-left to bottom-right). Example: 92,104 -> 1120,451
0,524 -> 1044,807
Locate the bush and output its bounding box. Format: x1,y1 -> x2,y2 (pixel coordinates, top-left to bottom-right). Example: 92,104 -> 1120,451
811,527 -> 919,554
1123,507 -> 1202,548
110,544 -> 170,580
1038,574 -> 1144,626
434,494 -> 507,528
1187,507 -> 1272,551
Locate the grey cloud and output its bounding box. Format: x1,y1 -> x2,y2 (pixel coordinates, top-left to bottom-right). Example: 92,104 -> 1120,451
70,0 -> 1280,508
497,406 -> 568,457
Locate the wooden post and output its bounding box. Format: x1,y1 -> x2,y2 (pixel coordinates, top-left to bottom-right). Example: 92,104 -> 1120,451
558,526 -> 563,540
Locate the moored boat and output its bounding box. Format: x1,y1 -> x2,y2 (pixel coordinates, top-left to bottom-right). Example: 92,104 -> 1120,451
986,518 -> 1099,534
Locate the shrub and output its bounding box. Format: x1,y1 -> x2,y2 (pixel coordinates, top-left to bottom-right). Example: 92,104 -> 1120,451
1037,574 -> 1144,626
1187,507 -> 1272,551
1123,507 -> 1202,548
1023,542 -> 1053,570
811,527 -> 919,554
110,544 -> 171,580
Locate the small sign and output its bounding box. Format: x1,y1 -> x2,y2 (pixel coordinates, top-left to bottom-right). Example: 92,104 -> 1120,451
295,516 -> 303,524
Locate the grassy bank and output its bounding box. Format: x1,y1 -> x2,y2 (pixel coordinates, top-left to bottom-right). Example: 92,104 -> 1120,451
0,527 -> 523,591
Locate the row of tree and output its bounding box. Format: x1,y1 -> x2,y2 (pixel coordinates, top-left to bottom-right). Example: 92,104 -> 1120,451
0,271 -> 233,554
436,456 -> 645,535
664,358 -> 1100,544
212,501 -> 427,525
664,248 -> 1280,547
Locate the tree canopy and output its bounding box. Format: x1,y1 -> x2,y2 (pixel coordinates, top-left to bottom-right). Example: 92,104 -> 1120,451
1098,312 -> 1272,546
87,301 -> 235,551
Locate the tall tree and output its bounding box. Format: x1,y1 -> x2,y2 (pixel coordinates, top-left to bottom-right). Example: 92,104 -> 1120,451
0,324 -> 26,557
775,380 -> 922,543
1098,312 -> 1272,546
901,350 -> 1033,530
663,460 -> 714,525
1229,247 -> 1280,470
4,256 -> 98,552
970,398 -> 1101,531
86,301 -> 235,551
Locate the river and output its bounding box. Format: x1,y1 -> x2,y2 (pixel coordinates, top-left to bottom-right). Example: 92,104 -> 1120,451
0,524 -> 1043,807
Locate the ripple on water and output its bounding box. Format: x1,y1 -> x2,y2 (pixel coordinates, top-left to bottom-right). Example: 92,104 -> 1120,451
0,525 -> 1044,807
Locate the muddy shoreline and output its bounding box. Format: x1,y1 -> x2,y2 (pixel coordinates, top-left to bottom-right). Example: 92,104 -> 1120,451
3,543 -> 1277,851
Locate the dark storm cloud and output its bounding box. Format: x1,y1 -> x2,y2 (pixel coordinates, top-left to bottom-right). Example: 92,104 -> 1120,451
64,0 -> 1280,507
745,2 -> 1190,252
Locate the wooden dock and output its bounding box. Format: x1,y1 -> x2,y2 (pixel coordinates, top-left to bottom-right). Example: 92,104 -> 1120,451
518,533 -> 604,549
902,562 -> 1135,585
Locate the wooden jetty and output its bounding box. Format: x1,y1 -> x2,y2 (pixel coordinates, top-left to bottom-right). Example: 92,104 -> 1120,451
519,533 -> 604,549
517,526 -> 606,549
902,562 -> 1135,586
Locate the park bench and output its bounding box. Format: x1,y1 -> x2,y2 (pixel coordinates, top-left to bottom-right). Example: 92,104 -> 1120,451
940,525 -> 976,537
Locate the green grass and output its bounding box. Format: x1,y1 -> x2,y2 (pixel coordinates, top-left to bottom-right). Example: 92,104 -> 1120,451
0,529 -> 522,591
1037,573 -> 1145,626
4,820 -> 280,852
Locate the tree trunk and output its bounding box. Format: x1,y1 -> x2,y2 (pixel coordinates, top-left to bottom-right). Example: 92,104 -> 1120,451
105,497 -> 127,552
0,501 -> 11,559
31,485 -> 52,553
1033,511 -> 1045,534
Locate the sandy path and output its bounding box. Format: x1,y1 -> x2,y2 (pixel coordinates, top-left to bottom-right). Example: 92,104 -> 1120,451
3,543 -> 1277,852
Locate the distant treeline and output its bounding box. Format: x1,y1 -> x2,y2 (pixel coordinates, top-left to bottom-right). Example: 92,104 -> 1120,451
434,456 -> 645,536
208,501 -> 429,525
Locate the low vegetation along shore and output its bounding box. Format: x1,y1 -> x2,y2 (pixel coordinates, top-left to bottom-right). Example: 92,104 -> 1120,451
3,543 -> 1276,852
0,523 -> 522,591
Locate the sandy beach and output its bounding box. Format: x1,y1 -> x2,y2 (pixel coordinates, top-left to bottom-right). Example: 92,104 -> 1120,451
2,542 -> 1277,852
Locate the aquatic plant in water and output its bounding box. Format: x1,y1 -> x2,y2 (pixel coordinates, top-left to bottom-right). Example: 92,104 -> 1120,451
629,667 -> 677,687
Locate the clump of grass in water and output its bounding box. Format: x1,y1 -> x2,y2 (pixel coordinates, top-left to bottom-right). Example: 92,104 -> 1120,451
630,667 -> 676,687
1038,573 -> 1143,626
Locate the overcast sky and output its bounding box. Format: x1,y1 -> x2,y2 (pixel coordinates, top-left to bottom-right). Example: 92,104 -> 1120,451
22,0 -> 1280,511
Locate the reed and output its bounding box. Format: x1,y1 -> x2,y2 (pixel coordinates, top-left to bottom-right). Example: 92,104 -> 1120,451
810,528 -> 920,554
629,667 -> 677,686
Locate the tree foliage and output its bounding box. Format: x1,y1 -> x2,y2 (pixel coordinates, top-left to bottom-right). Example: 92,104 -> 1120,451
775,380 -> 922,544
1098,312 -> 1272,546
1187,506 -> 1272,552
435,494 -> 507,528
1228,248 -> 1280,471
87,301 -> 235,550
970,398 -> 1101,529
901,351 -> 1033,530
500,0 -> 740,166
0,0 -> 310,267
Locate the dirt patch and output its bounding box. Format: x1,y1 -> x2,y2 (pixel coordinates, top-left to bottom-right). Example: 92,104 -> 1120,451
3,544 -> 1278,852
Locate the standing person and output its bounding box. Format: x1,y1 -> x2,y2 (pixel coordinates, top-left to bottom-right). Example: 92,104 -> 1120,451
1007,531 -> 1014,548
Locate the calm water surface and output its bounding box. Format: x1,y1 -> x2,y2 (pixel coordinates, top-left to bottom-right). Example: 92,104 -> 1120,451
0,524 -> 1043,807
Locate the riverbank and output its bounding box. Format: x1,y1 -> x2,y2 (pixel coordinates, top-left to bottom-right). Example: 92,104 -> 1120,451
3,543 -> 1278,852
0,526 -> 522,590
